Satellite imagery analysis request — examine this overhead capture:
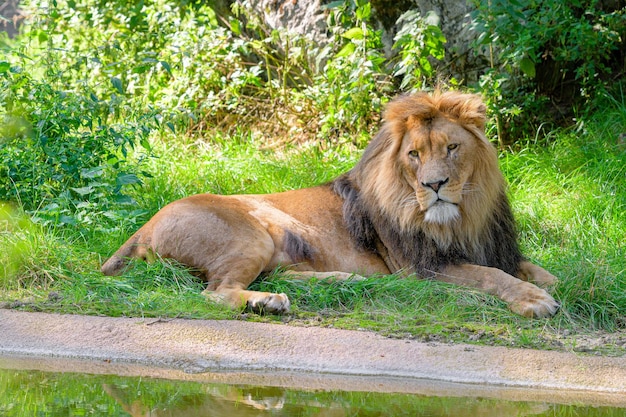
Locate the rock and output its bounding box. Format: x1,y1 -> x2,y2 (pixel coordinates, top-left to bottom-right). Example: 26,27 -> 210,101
247,0 -> 329,42
0,0 -> 24,38
245,0 -> 490,83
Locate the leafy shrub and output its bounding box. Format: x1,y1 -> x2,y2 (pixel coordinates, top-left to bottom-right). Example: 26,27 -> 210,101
471,0 -> 626,144
23,0 -> 446,141
0,43 -> 156,228
392,10 -> 446,91
291,0 -> 391,142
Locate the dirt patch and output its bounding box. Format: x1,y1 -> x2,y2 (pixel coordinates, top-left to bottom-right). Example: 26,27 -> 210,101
272,311 -> 626,356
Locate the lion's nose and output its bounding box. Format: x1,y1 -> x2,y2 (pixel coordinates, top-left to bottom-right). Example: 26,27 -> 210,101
422,178 -> 449,192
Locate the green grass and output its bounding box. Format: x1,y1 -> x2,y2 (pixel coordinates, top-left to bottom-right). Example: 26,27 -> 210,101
502,108 -> 626,334
2,102 -> 625,354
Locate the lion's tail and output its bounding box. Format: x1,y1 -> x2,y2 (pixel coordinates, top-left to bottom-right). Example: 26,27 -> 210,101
101,230 -> 149,276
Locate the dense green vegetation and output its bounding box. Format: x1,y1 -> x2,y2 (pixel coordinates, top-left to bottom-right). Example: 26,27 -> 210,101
472,0 -> 626,144
1,0 -> 625,353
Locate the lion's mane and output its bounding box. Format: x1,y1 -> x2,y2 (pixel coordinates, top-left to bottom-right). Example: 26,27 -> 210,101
331,91 -> 523,277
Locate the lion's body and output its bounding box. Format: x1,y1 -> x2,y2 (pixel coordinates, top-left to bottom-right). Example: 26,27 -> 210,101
103,187 -> 389,284
102,91 -> 559,317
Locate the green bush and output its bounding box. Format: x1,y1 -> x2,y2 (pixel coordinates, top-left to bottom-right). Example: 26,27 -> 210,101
0,37 -> 156,228
392,10 -> 446,91
471,0 -> 625,144
11,0 -> 447,139
304,2 -> 446,142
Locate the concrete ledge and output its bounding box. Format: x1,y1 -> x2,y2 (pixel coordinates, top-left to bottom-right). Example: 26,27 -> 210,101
1,310 -> 625,406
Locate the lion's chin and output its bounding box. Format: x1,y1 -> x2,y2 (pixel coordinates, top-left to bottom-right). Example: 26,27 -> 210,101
423,201 -> 460,225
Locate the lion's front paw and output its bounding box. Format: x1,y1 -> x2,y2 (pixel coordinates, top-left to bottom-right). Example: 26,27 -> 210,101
247,292 -> 291,314
517,261 -> 558,288
502,282 -> 560,318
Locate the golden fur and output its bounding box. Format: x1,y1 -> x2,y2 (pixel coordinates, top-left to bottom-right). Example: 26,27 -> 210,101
102,91 -> 559,317
359,93 -> 503,248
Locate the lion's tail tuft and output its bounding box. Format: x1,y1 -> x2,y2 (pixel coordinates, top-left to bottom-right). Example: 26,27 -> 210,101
100,255 -> 127,276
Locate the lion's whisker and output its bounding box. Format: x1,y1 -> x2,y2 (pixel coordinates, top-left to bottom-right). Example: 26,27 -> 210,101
399,195 -> 419,208
461,183 -> 480,195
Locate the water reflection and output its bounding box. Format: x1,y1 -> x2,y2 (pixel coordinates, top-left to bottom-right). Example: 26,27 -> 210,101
104,384 -> 291,417
104,382 -> 551,417
0,368 -> 624,417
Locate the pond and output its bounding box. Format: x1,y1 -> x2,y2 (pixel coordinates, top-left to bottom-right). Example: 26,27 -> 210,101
1,358 -> 624,417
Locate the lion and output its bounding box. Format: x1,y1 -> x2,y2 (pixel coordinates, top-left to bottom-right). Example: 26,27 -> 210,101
101,91 -> 559,318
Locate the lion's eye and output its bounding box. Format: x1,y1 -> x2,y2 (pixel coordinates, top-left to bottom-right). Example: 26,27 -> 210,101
447,143 -> 459,151
409,149 -> 420,161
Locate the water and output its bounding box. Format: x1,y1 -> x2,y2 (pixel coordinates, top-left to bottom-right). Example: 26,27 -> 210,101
1,366 -> 624,417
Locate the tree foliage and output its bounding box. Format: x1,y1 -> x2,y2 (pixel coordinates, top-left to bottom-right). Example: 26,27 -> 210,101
471,0 -> 625,144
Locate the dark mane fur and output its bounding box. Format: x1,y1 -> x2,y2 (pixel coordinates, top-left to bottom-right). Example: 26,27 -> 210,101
331,174 -> 379,253
284,229 -> 316,264
331,175 -> 524,277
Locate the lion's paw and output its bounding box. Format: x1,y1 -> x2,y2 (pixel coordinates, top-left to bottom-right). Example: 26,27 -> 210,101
503,282 -> 560,318
247,292 -> 291,315
517,261 -> 559,288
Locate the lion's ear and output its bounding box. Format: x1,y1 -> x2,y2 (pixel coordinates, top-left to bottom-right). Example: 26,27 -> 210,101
459,95 -> 487,132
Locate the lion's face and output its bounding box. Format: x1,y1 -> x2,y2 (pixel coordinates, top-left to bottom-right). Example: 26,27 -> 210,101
355,91 -> 505,245
399,116 -> 476,224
